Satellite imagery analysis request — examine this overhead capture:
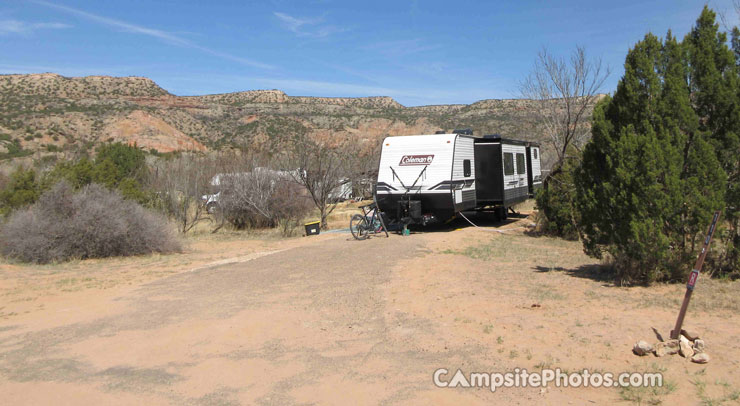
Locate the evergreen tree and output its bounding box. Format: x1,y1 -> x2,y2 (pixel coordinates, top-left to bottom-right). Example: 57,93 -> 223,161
0,166 -> 39,216
660,31 -> 726,256
41,157 -> 94,190
576,29 -> 726,284
95,142 -> 148,183
732,27 -> 740,66
534,152 -> 581,240
685,7 -> 740,272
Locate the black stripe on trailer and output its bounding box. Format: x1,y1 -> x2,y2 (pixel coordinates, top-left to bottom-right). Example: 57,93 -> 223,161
428,179 -> 475,190
376,182 -> 397,191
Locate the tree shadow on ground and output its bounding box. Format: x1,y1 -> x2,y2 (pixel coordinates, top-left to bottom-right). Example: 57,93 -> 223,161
534,264 -> 618,286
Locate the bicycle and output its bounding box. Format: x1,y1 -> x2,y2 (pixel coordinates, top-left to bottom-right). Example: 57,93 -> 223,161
350,201 -> 389,240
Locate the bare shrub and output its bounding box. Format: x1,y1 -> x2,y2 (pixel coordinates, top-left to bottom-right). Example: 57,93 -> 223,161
273,180 -> 313,236
150,154 -> 216,233
0,182 -> 180,263
520,46 -> 610,242
519,46 -> 610,170
280,135 -> 372,228
218,168 -> 312,234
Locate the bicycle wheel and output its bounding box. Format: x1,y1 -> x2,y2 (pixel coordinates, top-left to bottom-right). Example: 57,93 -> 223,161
350,214 -> 370,240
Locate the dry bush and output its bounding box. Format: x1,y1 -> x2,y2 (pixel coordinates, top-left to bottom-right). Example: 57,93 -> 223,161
149,154 -> 217,234
218,168 -> 312,235
280,134 -> 376,228
0,182 -> 180,263
273,180 -> 314,236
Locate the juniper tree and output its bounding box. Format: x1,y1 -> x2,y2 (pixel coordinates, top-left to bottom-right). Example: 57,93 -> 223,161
660,32 -> 726,255
0,166 -> 39,216
732,27 -> 740,65
685,7 -> 740,273
576,31 -> 726,284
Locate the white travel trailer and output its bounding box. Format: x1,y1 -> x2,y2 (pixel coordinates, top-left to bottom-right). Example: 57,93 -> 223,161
375,133 -> 540,225
376,133 -> 476,224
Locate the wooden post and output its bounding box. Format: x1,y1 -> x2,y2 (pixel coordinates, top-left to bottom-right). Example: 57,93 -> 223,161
670,211 -> 721,340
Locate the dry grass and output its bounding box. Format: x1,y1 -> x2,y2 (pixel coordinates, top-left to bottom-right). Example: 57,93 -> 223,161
0,227 -> 318,321
442,231 -> 740,314
618,363 -> 678,405
2,211 -> 739,404
691,369 -> 740,406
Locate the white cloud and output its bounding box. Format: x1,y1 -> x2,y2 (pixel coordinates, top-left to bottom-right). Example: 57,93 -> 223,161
273,12 -> 320,33
0,19 -> 71,35
29,0 -> 274,70
273,11 -> 345,38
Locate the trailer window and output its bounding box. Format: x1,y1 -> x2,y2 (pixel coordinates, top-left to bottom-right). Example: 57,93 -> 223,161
516,153 -> 526,174
504,153 -> 514,175
533,149 -> 538,159
463,159 -> 471,177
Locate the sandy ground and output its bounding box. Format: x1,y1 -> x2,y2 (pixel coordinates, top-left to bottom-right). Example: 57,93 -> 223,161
1,211 -> 739,405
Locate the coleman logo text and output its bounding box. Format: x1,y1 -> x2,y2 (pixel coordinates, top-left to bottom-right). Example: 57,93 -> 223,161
399,155 -> 434,166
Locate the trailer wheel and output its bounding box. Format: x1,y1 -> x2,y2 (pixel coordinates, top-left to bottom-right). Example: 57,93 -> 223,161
496,206 -> 508,221
350,214 -> 370,240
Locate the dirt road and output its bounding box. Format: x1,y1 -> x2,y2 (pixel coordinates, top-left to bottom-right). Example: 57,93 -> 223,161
1,218 -> 739,405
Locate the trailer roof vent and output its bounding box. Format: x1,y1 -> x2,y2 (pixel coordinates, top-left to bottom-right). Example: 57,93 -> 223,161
453,128 -> 473,135
435,130 -> 446,134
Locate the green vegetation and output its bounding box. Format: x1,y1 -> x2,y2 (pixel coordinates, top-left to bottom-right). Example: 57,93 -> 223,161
537,7 -> 740,283
0,143 -> 152,216
43,142 -> 150,203
0,166 -> 39,216
0,139 -> 33,160
534,153 -> 581,240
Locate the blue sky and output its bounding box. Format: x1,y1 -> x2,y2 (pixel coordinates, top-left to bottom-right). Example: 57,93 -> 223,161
1,0 -> 738,106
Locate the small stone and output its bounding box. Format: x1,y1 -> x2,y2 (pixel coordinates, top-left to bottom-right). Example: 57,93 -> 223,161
654,342 -> 667,357
633,340 -> 653,356
664,339 -> 680,355
693,339 -> 705,353
681,329 -> 700,341
691,352 -> 710,364
679,335 -> 694,358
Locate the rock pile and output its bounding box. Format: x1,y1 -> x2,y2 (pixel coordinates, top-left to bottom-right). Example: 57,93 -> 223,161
633,329 -> 709,364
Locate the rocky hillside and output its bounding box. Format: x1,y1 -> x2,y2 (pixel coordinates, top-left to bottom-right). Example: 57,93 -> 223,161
0,73 -> 598,168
